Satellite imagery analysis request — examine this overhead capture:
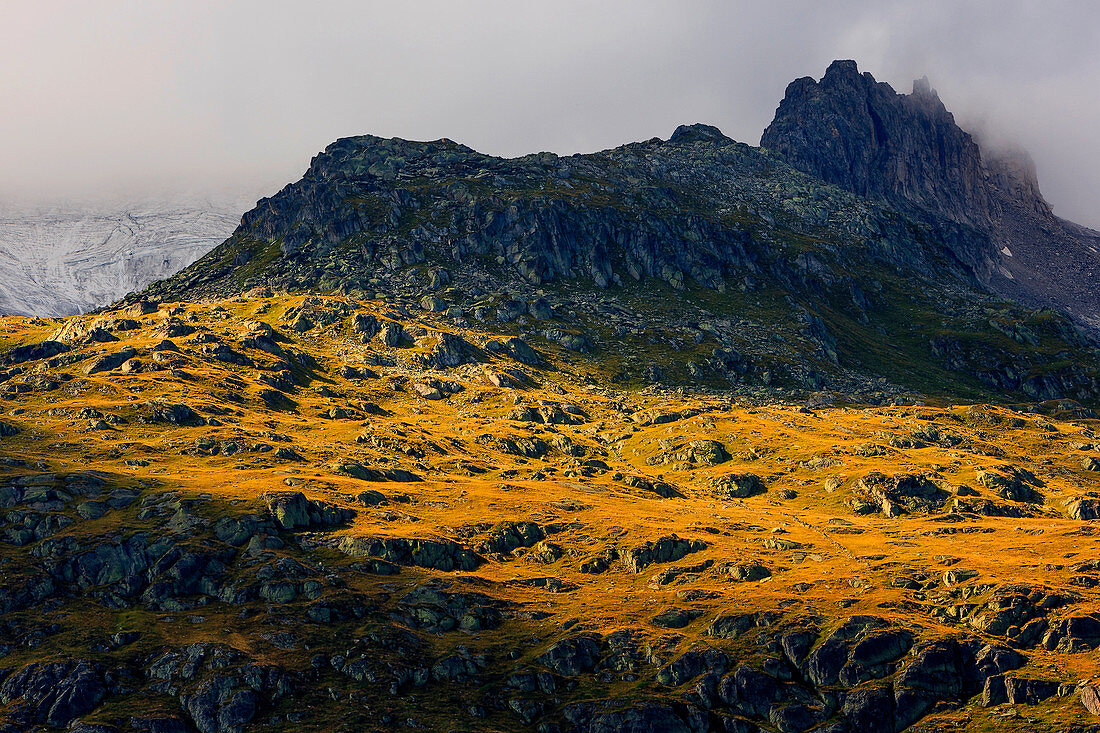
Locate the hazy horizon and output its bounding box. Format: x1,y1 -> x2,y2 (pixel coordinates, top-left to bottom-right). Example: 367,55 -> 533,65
3,1 -> 1099,228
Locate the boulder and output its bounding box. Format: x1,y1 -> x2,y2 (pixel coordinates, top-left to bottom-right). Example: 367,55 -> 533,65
1082,684 -> 1100,716
351,313 -> 379,339
982,675 -> 1059,706
504,337 -> 541,365
412,382 -> 444,400
564,702 -> 697,733
397,582 -> 504,632
651,607 -> 704,629
1043,614 -> 1100,653
356,489 -> 387,506
337,535 -> 482,571
0,339 -> 69,366
146,644 -> 290,733
648,439 -> 730,467
975,468 -> 1043,503
843,684 -> 895,733
379,322 -> 406,347
264,492 -> 311,530
420,295 -> 447,312
262,491 -> 354,531
721,562 -> 771,582
143,402 -> 205,426
418,331 -> 472,368
1066,497 -> 1100,520
710,473 -> 765,499
537,636 -> 601,676
656,646 -> 729,686
718,664 -> 779,717
851,472 -> 948,516
478,521 -> 545,554
530,540 -> 565,564
82,347 -> 137,375
622,534 -> 708,573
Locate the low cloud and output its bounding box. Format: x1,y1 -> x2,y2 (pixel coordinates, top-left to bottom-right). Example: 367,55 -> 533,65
2,1 -> 1098,227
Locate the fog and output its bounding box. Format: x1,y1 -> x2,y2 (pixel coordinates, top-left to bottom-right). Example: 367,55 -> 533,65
2,1 -> 1099,227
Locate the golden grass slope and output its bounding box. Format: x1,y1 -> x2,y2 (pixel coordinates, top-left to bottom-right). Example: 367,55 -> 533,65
1,293 -> 1099,730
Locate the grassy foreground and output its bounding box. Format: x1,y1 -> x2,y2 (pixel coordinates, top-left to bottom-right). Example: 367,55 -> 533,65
0,294 -> 1097,732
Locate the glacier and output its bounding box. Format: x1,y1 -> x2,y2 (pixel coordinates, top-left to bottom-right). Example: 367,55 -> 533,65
0,195 -> 252,316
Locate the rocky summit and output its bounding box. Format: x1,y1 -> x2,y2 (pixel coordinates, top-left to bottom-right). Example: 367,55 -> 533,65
762,59 -> 1100,330
1,62 -> 1100,733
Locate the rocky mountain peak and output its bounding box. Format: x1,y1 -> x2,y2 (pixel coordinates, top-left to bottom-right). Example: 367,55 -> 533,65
761,60 -> 991,227
762,60 -> 1100,329
821,58 -> 861,83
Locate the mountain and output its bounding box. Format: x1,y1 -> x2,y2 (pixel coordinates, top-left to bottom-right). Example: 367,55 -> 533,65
137,119 -> 1099,405
0,197 -> 249,317
2,62 -> 1100,733
761,59 -> 1100,330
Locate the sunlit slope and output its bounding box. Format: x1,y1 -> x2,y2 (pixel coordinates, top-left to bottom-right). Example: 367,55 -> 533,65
0,295 -> 1098,731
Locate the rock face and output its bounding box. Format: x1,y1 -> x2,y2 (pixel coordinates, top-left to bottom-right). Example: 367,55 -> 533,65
762,59 -> 1100,330
0,660 -> 106,728
762,61 -> 994,227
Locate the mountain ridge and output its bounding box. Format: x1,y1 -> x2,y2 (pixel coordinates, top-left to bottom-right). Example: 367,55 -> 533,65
130,97 -> 1100,405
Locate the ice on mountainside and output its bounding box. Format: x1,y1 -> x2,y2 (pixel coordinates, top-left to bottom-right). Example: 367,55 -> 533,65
0,195 -> 251,316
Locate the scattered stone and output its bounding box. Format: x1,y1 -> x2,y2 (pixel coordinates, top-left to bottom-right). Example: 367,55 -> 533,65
537,636 -> 601,676
720,562 -> 771,582
622,535 -> 708,573
710,473 -> 765,498
412,383 -> 444,400
338,535 -> 482,571
82,347 -> 137,375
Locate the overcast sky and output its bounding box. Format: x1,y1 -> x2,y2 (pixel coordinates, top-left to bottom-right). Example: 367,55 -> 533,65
3,1 -> 1099,227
